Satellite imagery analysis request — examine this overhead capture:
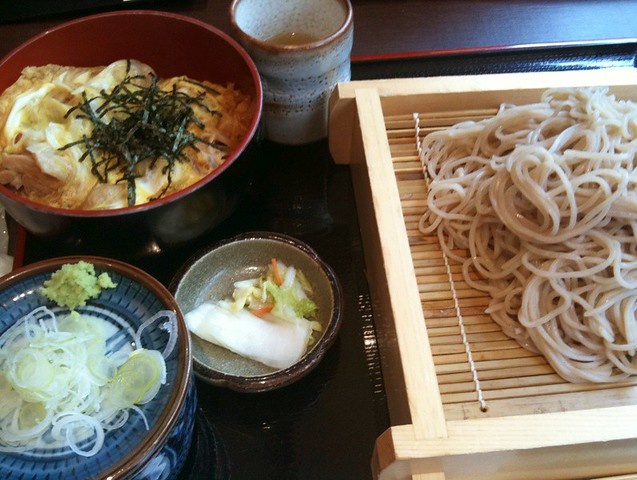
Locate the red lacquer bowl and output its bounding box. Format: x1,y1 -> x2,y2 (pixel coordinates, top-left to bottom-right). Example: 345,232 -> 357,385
0,10 -> 263,252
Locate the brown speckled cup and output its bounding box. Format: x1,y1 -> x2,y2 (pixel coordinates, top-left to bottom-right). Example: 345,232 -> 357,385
229,0 -> 353,145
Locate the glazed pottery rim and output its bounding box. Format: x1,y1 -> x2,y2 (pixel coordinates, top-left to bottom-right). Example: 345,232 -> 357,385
0,255 -> 192,477
170,230 -> 344,392
228,0 -> 353,53
0,10 -> 263,218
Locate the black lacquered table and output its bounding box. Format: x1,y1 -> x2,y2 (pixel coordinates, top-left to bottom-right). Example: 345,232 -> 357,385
18,139 -> 390,480
3,2 -> 637,479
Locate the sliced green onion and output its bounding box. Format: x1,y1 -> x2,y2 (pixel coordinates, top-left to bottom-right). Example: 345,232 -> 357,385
0,306 -> 175,457
107,349 -> 165,409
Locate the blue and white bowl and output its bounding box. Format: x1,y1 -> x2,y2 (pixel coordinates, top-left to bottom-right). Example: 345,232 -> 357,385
0,256 -> 195,480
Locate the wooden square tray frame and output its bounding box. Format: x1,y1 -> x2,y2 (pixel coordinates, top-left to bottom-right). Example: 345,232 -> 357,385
328,68 -> 637,480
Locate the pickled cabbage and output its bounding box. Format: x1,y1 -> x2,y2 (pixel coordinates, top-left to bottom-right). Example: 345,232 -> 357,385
186,258 -> 321,369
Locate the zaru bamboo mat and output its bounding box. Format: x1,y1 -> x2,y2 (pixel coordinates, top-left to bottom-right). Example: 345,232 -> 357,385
385,109 -> 637,422
328,70 -> 637,479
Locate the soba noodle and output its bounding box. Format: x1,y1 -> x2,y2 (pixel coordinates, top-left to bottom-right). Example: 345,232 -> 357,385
418,87 -> 637,383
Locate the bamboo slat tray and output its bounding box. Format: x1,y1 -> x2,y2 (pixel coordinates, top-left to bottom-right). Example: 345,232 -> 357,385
328,68 -> 637,480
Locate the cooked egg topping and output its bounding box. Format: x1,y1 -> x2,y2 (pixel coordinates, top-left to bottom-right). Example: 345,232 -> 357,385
0,60 -> 253,209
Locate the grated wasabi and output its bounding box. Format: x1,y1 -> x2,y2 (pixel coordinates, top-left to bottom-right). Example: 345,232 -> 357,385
41,261 -> 117,310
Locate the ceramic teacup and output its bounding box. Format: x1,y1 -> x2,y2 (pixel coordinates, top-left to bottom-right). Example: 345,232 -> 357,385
229,0 -> 353,145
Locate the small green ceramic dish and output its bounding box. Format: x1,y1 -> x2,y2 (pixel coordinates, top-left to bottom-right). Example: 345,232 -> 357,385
170,231 -> 343,392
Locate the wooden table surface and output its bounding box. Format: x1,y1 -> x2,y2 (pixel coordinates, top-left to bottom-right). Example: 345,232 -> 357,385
1,1 -> 637,61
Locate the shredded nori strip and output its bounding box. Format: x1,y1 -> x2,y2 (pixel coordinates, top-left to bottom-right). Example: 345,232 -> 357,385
60,60 -> 227,206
